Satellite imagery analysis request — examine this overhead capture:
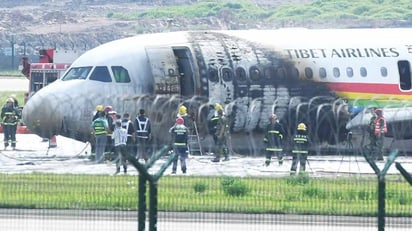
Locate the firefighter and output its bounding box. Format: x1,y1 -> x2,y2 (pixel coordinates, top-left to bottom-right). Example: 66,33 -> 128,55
263,113 -> 285,166
1,98 -> 20,150
290,123 -> 309,175
10,94 -> 19,108
121,113 -> 135,159
112,120 -> 128,174
91,111 -> 110,163
104,105 -> 115,154
373,108 -> 387,161
207,104 -> 219,147
92,104 -> 104,121
169,117 -> 189,174
90,105 -> 104,154
135,109 -> 152,162
211,104 -> 230,162
177,105 -> 194,134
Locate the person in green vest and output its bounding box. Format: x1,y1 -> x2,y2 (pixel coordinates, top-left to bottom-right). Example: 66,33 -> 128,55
91,111 -> 110,163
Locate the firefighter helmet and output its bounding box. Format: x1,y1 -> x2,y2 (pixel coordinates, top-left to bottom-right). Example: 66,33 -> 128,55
6,98 -> 14,103
176,117 -> 184,125
375,108 -> 383,116
297,123 -> 307,131
214,103 -> 223,111
104,105 -> 113,112
179,105 -> 187,115
95,105 -> 104,112
270,113 -> 277,120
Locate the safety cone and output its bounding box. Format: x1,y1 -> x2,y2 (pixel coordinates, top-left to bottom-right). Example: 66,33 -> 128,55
49,135 -> 57,148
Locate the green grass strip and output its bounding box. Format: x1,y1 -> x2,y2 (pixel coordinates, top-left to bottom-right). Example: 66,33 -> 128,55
0,173 -> 411,216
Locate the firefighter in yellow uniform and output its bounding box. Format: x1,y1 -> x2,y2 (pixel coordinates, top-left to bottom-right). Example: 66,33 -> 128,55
1,98 -> 20,150
211,103 -> 230,162
290,123 -> 309,175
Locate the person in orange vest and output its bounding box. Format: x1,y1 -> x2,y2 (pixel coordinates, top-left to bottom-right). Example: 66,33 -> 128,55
373,108 -> 387,161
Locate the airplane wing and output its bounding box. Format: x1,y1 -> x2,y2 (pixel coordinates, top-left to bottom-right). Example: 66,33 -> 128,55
346,107 -> 412,138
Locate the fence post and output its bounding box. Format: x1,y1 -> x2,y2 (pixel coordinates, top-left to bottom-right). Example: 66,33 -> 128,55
364,149 -> 398,231
395,162 -> 412,186
127,146 -> 177,231
138,174 -> 147,231
149,182 -> 158,231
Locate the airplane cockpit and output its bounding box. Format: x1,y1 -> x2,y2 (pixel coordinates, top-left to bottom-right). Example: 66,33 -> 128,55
62,66 -> 91,81
61,66 -> 131,83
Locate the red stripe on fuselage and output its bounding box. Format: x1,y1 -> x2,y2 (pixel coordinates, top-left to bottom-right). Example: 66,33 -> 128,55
326,82 -> 401,95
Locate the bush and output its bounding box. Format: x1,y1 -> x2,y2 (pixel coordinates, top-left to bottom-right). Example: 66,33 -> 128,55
193,182 -> 207,194
221,177 -> 249,197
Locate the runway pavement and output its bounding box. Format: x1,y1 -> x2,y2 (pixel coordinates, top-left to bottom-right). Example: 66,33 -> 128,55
0,209 -> 410,231
0,134 -> 411,177
0,76 -> 29,91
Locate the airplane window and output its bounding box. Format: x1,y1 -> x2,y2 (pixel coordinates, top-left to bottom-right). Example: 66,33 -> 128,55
62,66 -> 92,81
305,67 -> 313,79
333,67 -> 340,78
221,67 -> 233,82
319,67 -> 327,79
208,68 -> 219,82
249,66 -> 261,81
89,66 -> 112,82
235,67 -> 247,82
111,66 -> 131,83
360,67 -> 367,77
346,67 -> 354,77
380,67 -> 388,77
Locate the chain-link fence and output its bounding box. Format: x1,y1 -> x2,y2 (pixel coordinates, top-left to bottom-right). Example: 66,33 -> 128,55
3,91 -> 412,230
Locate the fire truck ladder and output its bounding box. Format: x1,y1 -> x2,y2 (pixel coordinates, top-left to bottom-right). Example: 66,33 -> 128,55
187,120 -> 203,155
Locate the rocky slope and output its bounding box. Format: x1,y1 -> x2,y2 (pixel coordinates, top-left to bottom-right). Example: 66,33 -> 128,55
0,0 -> 407,62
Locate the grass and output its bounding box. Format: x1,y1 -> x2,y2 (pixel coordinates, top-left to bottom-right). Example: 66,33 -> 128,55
0,173 -> 411,216
0,91 -> 25,107
0,70 -> 24,77
108,0 -> 412,27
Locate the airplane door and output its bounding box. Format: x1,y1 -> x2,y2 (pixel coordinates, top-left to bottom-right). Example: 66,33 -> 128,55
398,60 -> 412,90
145,47 -> 180,95
173,47 -> 196,97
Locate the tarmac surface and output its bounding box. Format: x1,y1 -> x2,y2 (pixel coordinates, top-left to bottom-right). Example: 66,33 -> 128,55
0,76 -> 29,91
0,133 -> 412,177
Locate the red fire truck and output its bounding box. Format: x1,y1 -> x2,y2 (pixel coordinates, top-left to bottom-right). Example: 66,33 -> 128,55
22,48 -> 76,104
23,62 -> 70,104
3,49 -> 82,137
1,49 -> 81,138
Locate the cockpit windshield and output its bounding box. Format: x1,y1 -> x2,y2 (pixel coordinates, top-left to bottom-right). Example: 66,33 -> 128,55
62,67 -> 92,81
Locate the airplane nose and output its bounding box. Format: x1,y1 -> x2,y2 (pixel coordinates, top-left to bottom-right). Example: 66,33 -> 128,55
22,88 -> 64,138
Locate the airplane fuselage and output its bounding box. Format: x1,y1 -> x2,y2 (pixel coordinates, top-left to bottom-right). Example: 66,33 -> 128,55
22,28 -> 412,154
